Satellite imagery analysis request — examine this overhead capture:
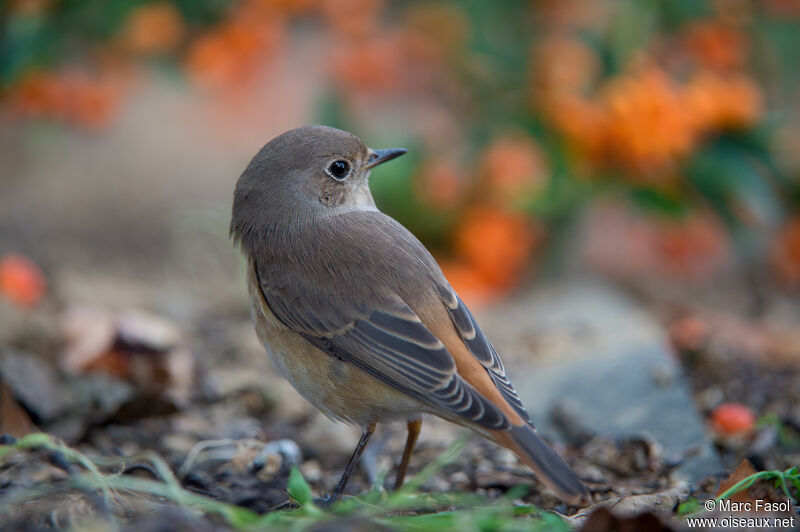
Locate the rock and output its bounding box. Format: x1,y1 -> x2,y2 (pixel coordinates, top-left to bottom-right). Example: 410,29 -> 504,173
0,299 -> 61,356
0,350 -> 75,421
261,438 -> 302,467
201,367 -> 268,400
478,280 -> 720,483
70,373 -> 136,419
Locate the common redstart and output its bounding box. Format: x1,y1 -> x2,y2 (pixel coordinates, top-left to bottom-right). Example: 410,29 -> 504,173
231,126 -> 589,505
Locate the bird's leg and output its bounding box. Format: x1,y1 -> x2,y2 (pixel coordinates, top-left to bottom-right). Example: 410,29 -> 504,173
328,421 -> 377,502
393,418 -> 422,490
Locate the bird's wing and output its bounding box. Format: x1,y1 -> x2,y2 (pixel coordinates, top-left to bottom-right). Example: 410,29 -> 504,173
251,211 -> 514,430
433,283 -> 533,425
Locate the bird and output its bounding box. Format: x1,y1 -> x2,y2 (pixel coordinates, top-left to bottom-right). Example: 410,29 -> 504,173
230,125 -> 590,505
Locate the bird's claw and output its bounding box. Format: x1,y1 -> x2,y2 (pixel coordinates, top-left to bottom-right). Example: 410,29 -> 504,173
313,495 -> 338,507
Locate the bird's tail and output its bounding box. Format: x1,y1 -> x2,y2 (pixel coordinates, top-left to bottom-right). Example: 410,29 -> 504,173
492,424 -> 590,506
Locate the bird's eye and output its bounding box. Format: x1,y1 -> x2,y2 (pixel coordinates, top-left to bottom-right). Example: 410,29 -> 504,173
327,160 -> 351,180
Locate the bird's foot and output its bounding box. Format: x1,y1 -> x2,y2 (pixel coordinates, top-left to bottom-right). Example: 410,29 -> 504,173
313,494 -> 340,507
267,499 -> 298,511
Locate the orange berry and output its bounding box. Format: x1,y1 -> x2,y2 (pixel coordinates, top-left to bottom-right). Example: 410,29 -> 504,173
0,253 -> 46,308
710,403 -> 755,436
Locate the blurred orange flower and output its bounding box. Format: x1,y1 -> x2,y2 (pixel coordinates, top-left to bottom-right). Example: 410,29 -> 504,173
542,93 -> 605,163
122,2 -> 186,55
329,35 -> 404,93
7,70 -> 122,129
439,260 -> 497,308
771,217 -> 800,286
320,0 -> 384,39
453,206 -> 542,290
8,0 -> 54,15
185,4 -> 283,90
653,215 -> 729,280
601,67 -> 695,176
685,72 -> 762,131
414,159 -> 463,209
0,253 -> 45,308
479,134 -> 548,203
401,3 -> 469,65
764,0 -> 800,17
532,34 -> 598,98
250,0 -> 314,15
683,21 -> 747,71
584,205 -> 729,282
7,71 -> 65,118
63,74 -> 123,129
539,62 -> 763,179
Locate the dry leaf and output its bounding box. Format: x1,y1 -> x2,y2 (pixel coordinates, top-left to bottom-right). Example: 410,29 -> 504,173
564,484 -> 689,528
715,458 -> 758,503
578,507 -> 674,532
0,381 -> 36,437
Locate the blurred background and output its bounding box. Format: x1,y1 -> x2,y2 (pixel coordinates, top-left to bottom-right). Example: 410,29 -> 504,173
1,0 -> 799,311
1,0 -> 799,526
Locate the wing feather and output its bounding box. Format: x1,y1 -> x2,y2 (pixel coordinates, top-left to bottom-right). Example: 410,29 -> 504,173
255,260 -> 509,430
436,284 -> 533,425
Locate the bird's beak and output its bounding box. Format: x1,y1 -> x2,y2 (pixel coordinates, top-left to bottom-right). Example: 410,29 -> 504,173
364,148 -> 408,170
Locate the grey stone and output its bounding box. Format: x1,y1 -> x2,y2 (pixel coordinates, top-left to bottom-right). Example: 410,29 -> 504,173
0,350 -> 75,421
478,280 -> 720,483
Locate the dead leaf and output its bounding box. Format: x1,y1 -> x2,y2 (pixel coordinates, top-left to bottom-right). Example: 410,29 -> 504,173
116,311 -> 180,353
715,458 -> 757,503
608,485 -> 689,515
563,484 -> 689,528
61,305 -> 116,373
0,381 -> 36,437
61,306 -> 192,401
578,507 -> 675,532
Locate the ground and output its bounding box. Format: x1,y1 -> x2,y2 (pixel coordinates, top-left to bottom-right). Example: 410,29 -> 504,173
0,271 -> 798,530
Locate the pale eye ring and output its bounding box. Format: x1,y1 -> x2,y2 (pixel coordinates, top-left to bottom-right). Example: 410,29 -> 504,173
326,160 -> 351,180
